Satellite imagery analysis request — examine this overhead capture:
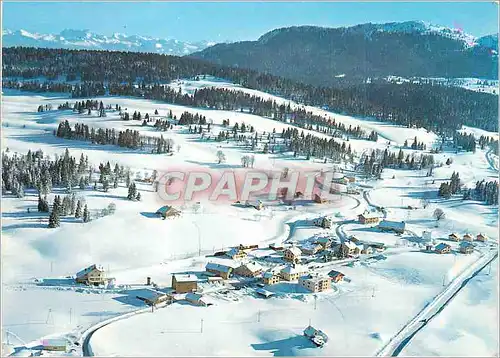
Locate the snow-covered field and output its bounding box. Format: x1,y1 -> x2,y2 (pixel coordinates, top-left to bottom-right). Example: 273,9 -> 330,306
1,79 -> 498,357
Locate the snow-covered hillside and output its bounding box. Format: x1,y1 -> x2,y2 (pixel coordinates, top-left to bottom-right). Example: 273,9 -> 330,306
2,29 -> 215,55
1,77 -> 498,357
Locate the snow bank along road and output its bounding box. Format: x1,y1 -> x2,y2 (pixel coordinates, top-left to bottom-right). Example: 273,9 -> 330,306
376,248 -> 499,357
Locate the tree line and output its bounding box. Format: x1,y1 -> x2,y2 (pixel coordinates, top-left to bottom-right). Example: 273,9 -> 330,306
3,47 -> 497,133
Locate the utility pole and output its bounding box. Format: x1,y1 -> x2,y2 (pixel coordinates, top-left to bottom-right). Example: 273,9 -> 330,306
372,286 -> 375,298
488,261 -> 492,275
69,308 -> 72,325
200,319 -> 204,333
314,295 -> 317,310
258,310 -> 261,323
442,274 -> 446,287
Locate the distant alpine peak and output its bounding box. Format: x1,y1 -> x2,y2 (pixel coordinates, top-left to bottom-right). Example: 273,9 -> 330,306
2,28 -> 215,56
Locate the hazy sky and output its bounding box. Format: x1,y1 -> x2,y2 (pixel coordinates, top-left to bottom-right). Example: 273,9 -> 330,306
3,1 -> 499,43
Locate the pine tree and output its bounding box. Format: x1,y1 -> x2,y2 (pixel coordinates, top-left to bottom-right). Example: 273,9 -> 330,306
75,200 -> 82,218
48,209 -> 60,228
127,182 -> 137,200
83,204 -> 90,223
136,192 -> 141,201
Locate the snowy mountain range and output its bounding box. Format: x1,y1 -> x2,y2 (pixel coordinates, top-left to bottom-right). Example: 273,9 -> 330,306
2,29 -> 215,56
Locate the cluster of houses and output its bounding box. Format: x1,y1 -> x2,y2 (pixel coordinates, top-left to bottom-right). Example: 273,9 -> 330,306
423,233 -> 488,255
357,211 -> 406,234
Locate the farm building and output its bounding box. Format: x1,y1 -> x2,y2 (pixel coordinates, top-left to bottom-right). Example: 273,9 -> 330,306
41,338 -> 68,352
283,246 -> 302,263
328,270 -> 345,283
435,243 -> 452,254
156,205 -> 181,219
313,193 -> 328,204
300,243 -> 323,255
262,270 -> 281,285
378,220 -> 406,234
255,288 -> 275,299
339,240 -> 362,256
185,293 -> 213,307
234,262 -> 263,277
361,245 -> 373,255
345,176 -> 356,183
205,262 -> 236,279
313,216 -> 332,229
171,274 -> 198,293
136,288 -> 173,306
358,211 -> 380,224
459,241 -> 474,254
226,247 -> 248,260
448,233 -> 461,241
303,326 -> 329,347
299,274 -> 331,293
75,264 -> 106,286
462,234 -> 474,242
280,264 -> 308,281
476,233 -> 488,242
268,243 -> 284,251
314,236 -> 333,249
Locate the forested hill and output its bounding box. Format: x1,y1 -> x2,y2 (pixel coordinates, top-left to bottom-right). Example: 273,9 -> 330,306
190,23 -> 498,86
3,47 -> 498,132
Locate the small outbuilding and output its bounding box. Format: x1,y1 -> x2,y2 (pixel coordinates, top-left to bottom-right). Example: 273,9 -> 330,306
172,274 -> 198,293
435,243 -> 452,254
448,233 -> 461,241
459,241 -> 474,254
136,288 -> 173,306
156,205 -> 181,219
378,220 -> 406,234
476,233 -> 488,242
185,293 -> 212,307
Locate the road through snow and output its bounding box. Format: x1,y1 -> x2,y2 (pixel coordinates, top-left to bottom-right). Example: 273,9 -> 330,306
375,248 -> 498,357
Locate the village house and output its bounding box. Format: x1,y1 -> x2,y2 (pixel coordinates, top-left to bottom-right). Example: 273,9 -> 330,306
339,240 -> 362,257
314,236 -> 333,249
459,241 -> 474,254
280,263 -> 308,281
262,269 -> 281,285
435,243 -> 452,254
345,176 -> 356,183
448,233 -> 461,241
313,193 -> 328,204
136,288 -> 173,306
303,326 -> 329,347
205,262 -> 236,279
476,233 -> 488,242
234,262 -> 263,277
300,243 -> 323,256
226,247 -> 248,260
462,234 -> 474,242
328,270 -> 345,283
378,220 -> 406,234
75,264 -> 106,286
361,245 -> 373,255
283,246 -> 302,263
155,205 -> 181,219
171,274 -> 198,293
358,211 -> 380,225
185,293 -> 213,307
299,274 -> 331,293
255,287 -> 275,299
313,216 -> 332,229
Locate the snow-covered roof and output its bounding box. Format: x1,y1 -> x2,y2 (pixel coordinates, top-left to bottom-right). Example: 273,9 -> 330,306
300,274 -> 329,284
301,243 -> 322,252
378,220 -> 406,230
206,262 -> 237,273
449,232 -> 460,237
477,233 -> 488,238
460,241 -> 474,248
304,325 -> 317,337
435,243 -> 451,250
342,240 -> 358,250
315,236 -> 332,244
226,247 -> 247,257
136,288 -> 168,301
76,264 -> 104,278
281,264 -> 307,275
185,292 -> 203,301
463,233 -> 473,238
328,270 -> 345,278
173,274 -> 198,283
255,288 -> 274,297
42,338 -> 68,347
286,246 -> 302,256
359,211 -> 380,219
240,262 -> 262,273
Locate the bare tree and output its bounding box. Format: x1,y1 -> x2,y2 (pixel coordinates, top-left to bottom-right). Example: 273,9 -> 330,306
216,150 -> 226,164
433,208 -> 445,221
241,155 -> 250,168
421,198 -> 430,209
